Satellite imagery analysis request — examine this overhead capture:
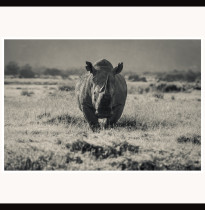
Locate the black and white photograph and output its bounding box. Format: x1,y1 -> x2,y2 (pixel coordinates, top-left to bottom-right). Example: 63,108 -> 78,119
1,6 -> 205,204
4,39 -> 201,171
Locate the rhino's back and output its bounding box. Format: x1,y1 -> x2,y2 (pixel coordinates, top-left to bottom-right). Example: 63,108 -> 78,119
112,74 -> 127,107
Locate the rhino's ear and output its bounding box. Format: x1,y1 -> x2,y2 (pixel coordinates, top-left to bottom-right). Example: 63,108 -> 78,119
113,62 -> 123,75
85,61 -> 97,75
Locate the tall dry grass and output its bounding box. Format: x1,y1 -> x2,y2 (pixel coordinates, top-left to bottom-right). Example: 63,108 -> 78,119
4,78 -> 201,170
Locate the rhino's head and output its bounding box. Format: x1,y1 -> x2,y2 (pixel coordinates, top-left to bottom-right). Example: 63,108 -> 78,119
85,59 -> 123,119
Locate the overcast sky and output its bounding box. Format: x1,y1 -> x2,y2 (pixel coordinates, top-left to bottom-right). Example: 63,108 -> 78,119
4,39 -> 201,73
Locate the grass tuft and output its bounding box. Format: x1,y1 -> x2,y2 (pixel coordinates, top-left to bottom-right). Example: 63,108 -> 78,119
177,134 -> 201,145
65,140 -> 139,160
21,90 -> 34,96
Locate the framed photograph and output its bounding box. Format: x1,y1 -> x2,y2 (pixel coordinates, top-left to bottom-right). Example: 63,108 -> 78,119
0,6 -> 204,204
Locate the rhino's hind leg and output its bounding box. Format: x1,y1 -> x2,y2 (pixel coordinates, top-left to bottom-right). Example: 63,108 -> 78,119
105,105 -> 124,129
82,105 -> 100,132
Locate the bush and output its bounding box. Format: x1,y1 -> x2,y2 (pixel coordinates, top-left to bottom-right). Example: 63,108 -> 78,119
164,84 -> 181,92
154,83 -> 182,92
20,64 -> 35,78
128,74 -> 147,82
153,93 -> 164,99
21,90 -> 34,96
58,85 -> 75,91
44,68 -> 62,76
5,61 -> 20,76
157,70 -> 201,82
193,82 -> 201,90
177,134 -> 201,145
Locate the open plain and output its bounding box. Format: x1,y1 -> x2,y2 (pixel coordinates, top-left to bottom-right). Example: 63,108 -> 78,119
4,77 -> 201,170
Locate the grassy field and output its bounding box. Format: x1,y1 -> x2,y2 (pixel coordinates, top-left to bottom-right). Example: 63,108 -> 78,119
4,78 -> 201,170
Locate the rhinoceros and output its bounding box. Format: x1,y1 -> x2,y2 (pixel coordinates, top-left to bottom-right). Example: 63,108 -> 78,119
75,59 -> 127,131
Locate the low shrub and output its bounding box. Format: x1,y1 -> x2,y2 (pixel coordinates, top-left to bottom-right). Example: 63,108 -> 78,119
128,74 -> 147,82
177,134 -> 201,145
157,70 -> 201,82
21,90 -> 34,96
58,85 -> 75,91
153,93 -> 164,99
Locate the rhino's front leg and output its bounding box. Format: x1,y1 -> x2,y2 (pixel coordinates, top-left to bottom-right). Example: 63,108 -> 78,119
82,105 -> 100,132
105,105 -> 124,129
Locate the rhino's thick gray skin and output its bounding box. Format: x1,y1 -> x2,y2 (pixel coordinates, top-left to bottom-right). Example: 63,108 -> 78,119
75,59 -> 127,132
